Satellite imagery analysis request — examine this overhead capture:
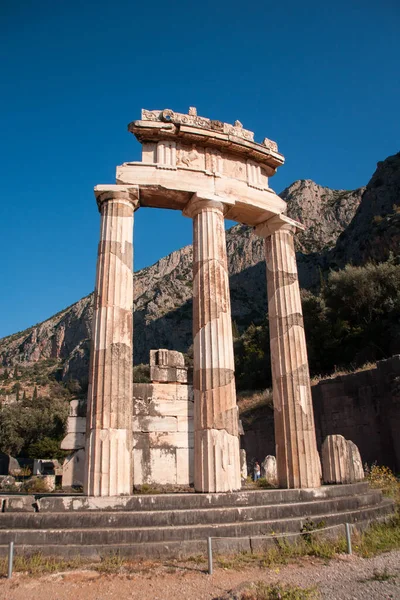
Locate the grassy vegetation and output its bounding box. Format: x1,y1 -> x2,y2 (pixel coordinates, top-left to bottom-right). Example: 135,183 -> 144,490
238,582 -> 319,600
216,537 -> 348,570
0,553 -> 85,576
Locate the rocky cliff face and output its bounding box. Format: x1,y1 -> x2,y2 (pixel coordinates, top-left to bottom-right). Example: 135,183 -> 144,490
329,152 -> 400,268
3,162 -> 391,382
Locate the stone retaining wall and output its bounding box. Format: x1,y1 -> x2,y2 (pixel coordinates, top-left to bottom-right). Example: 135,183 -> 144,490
242,355 -> 400,472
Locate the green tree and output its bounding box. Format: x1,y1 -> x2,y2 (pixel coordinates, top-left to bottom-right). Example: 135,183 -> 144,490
0,395 -> 69,457
27,437 -> 67,460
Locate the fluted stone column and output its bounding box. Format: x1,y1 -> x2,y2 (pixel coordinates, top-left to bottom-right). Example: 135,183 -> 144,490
184,195 -> 241,492
256,215 -> 321,489
84,185 -> 139,496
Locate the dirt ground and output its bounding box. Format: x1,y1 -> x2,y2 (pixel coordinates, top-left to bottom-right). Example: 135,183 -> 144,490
1,550 -> 399,600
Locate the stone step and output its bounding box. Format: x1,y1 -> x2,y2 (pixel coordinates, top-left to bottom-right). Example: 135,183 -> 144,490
0,499 -> 393,558
2,481 -> 370,513
0,491 -> 383,529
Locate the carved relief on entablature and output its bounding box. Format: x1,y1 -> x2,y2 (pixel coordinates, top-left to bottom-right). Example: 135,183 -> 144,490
246,160 -> 263,190
177,144 -> 205,170
221,155 -> 247,182
205,147 -> 223,176
157,141 -> 177,170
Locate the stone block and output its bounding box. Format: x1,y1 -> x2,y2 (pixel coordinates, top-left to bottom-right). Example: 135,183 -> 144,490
3,496 -> 37,512
149,448 -> 177,485
262,455 -> 278,486
62,449 -> 85,488
150,349 -> 185,369
150,431 -> 194,449
150,365 -> 188,383
240,449 -> 247,480
347,440 -> 364,482
322,435 -> 365,484
66,416 -> 86,434
176,447 -> 193,484
322,435 -> 350,484
61,432 -> 85,450
177,416 -> 194,432
132,416 -> 178,433
152,400 -> 193,418
132,449 -> 145,485
149,349 -> 188,383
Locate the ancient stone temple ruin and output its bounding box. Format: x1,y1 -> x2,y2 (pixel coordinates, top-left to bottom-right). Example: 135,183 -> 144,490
84,107 -> 321,497
0,110 -> 393,561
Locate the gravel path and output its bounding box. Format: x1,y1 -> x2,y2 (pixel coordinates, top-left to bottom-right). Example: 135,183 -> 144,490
0,550 -> 399,599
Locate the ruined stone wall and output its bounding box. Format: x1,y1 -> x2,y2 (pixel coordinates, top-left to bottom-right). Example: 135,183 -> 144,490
132,382 -> 194,486
313,356 -> 400,472
242,356 -> 400,472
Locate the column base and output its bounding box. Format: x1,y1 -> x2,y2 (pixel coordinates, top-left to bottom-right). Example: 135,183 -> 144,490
194,429 -> 241,492
84,428 -> 132,497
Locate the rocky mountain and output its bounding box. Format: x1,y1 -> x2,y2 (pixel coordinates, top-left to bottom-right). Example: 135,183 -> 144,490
329,152 -> 400,268
4,153 -> 398,384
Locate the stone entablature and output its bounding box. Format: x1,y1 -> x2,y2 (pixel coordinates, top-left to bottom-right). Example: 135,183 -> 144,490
116,107 -> 286,227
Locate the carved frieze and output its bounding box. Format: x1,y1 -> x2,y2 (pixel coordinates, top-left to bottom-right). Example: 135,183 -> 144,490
141,108 -> 254,142
177,144 -> 204,169
222,155 -> 247,182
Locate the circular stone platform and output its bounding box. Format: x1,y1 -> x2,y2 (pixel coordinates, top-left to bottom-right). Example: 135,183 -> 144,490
0,483 -> 394,559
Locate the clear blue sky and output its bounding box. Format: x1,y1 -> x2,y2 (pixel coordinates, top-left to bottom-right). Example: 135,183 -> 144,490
0,0 -> 399,339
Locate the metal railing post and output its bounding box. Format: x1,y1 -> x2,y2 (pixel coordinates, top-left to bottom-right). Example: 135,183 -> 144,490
7,541 -> 14,579
345,523 -> 352,555
207,537 -> 213,575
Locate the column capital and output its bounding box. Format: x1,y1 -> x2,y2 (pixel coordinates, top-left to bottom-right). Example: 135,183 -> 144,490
182,192 -> 234,219
94,184 -> 140,212
254,213 -> 305,238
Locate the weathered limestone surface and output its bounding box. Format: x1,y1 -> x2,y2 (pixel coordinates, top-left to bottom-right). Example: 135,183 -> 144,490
62,449 -> 85,488
322,435 -> 349,484
150,348 -> 189,383
132,379 -> 194,486
240,449 -> 247,481
61,399 -> 86,451
321,435 -> 365,484
84,187 -> 139,497
262,455 -> 278,486
347,440 -> 365,482
256,215 -> 321,489
184,196 -> 241,492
